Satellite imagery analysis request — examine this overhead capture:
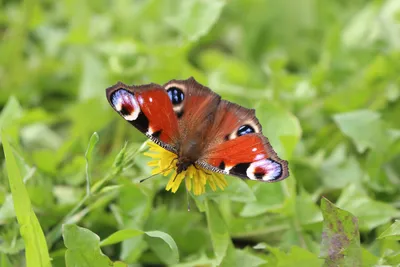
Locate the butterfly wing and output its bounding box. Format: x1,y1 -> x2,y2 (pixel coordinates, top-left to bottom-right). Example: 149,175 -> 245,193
106,82 -> 180,152
161,77 -> 221,156
106,77 -> 289,182
197,100 -> 289,182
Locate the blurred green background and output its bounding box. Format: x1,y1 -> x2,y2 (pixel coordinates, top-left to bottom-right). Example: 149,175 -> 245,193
1,0 -> 400,266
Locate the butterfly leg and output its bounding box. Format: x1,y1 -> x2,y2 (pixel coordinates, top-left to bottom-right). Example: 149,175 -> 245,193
172,172 -> 180,182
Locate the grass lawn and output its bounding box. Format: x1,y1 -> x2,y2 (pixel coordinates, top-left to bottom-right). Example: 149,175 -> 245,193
1,0 -> 400,266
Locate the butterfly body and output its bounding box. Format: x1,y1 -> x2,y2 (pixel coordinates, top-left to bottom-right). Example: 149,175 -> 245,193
106,77 -> 289,182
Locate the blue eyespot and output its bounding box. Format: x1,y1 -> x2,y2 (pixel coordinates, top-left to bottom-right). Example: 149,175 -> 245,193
237,125 -> 255,136
167,87 -> 184,105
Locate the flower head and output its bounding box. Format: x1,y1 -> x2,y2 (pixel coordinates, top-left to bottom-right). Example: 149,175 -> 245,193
144,141 -> 227,195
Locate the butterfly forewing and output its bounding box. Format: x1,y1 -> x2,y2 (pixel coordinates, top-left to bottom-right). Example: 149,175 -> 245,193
106,82 -> 180,153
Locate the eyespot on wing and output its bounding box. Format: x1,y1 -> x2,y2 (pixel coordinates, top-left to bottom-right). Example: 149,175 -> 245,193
109,89 -> 141,121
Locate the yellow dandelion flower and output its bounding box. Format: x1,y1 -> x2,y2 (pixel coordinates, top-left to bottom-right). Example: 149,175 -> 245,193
143,141 -> 228,195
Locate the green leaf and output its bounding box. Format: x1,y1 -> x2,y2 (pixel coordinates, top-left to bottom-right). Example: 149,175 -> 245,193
234,248 -> 266,267
361,247 -> 379,267
223,177 -> 256,202
342,1 -> 400,49
146,230 -> 179,265
320,144 -> 363,189
240,183 -> 285,217
342,2 -> 380,48
266,245 -> 323,267
336,184 -> 399,230
172,253 -> 216,267
0,235 -> 25,254
0,96 -> 22,132
100,229 -> 143,247
295,190 -> 322,226
113,261 -> 128,267
63,224 -> 112,267
164,0 -> 226,42
1,132 -> 51,267
0,253 -> 13,267
205,200 -> 230,264
66,98 -> 113,137
320,198 -> 362,267
85,132 -> 100,164
205,176 -> 256,203
20,123 -> 63,150
117,182 -> 152,263
257,102 -> 301,159
79,53 -> 108,100
0,195 -> 16,223
220,244 -> 266,267
333,110 -> 390,153
144,207 -> 207,256
100,229 -> 179,265
384,251 -> 400,266
378,220 -> 400,240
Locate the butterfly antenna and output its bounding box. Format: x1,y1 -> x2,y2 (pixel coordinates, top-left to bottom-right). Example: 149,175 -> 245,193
139,166 -> 173,183
139,158 -> 177,183
139,171 -> 164,183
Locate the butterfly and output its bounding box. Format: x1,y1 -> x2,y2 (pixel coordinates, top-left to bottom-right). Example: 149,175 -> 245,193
106,77 -> 289,182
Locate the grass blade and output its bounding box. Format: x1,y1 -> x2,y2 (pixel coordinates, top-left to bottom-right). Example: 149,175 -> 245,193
2,132 -> 51,267
85,132 -> 100,196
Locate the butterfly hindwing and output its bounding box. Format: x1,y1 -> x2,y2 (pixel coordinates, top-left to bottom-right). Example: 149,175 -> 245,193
198,100 -> 289,182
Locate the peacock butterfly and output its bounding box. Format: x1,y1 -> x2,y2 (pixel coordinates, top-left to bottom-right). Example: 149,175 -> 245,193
105,77 -> 289,182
